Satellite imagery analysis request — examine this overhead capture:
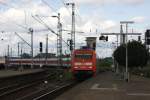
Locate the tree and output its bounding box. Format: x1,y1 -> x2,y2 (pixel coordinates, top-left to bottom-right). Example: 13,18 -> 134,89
114,41 -> 149,68
20,53 -> 31,58
34,53 -> 56,58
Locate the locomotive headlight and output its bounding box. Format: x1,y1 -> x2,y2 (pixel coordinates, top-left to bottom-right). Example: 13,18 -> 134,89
75,62 -> 82,65
74,66 -> 78,68
88,66 -> 93,69
85,62 -> 92,66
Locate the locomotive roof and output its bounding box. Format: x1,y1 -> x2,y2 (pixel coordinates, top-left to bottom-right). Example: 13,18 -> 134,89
74,49 -> 94,52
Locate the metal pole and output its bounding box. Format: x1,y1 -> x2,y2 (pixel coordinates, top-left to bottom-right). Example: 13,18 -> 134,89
52,13 -> 63,67
66,3 -> 75,52
20,43 -> 23,70
72,3 -> 75,50
58,13 -> 60,66
125,23 -> 128,82
120,21 -> 134,82
7,45 -> 9,58
58,13 -> 63,67
59,23 -> 63,67
29,28 -> 34,68
46,34 -> 48,65
116,35 -> 119,74
18,42 -> 20,57
117,35 -> 118,47
6,45 -> 10,70
11,47 -> 12,58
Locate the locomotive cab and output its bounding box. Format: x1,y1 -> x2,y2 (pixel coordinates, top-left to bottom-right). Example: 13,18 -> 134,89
71,49 -> 96,79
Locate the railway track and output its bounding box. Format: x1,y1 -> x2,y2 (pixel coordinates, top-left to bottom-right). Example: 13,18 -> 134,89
32,81 -> 76,100
0,71 -> 56,99
0,79 -> 75,100
0,83 -> 19,93
0,68 -> 75,100
0,74 -> 50,94
0,74 -> 51,99
0,80 -> 42,99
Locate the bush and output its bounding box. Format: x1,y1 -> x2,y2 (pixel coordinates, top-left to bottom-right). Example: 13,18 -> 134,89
114,41 -> 149,68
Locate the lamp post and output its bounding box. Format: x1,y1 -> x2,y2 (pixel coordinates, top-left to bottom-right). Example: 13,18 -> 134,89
29,28 -> 34,68
52,13 -> 62,67
120,21 -> 134,82
18,42 -> 24,70
66,3 -> 75,52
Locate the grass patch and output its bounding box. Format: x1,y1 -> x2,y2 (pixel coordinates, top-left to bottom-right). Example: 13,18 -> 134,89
97,58 -> 112,72
63,69 -> 73,80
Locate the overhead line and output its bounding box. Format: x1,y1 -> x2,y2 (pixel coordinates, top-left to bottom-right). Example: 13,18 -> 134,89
0,6 -> 28,32
32,15 -> 69,46
0,1 -> 32,32
72,0 -> 83,22
41,0 -> 57,12
59,0 -> 71,15
32,15 -> 57,35
0,1 -> 19,10
14,32 -> 31,47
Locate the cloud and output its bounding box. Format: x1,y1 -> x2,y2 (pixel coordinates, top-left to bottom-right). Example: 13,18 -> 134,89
75,0 -> 144,6
131,16 -> 146,23
76,15 -> 118,35
0,0 -> 146,58
122,0 -> 144,5
0,0 -> 58,56
0,0 -> 7,3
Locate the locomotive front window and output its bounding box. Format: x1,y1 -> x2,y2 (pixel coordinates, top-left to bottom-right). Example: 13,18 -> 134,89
75,54 -> 92,59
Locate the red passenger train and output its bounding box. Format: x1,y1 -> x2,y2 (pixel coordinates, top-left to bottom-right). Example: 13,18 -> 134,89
71,48 -> 96,79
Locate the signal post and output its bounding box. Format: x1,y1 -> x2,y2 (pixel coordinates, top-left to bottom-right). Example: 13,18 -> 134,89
100,22 -> 141,82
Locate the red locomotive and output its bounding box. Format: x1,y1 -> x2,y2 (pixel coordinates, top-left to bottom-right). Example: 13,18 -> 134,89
71,48 -> 96,79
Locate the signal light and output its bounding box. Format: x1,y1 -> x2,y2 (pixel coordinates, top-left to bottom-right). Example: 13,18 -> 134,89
106,36 -> 108,41
69,39 -> 73,51
99,35 -> 105,40
39,42 -> 43,52
145,29 -> 150,45
138,36 -> 141,42
99,35 -> 108,41
145,30 -> 150,37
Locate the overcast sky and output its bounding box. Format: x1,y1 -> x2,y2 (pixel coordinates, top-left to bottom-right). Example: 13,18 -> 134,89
0,0 -> 149,58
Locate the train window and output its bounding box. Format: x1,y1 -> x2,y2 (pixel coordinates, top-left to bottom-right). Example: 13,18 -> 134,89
75,54 -> 92,59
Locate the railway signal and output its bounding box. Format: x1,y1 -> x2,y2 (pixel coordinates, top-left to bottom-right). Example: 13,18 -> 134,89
138,36 -> 141,42
39,42 -> 43,53
145,29 -> 150,45
101,21 -> 141,82
106,36 -> 108,41
99,35 -> 108,41
69,39 -> 73,51
66,3 -> 75,52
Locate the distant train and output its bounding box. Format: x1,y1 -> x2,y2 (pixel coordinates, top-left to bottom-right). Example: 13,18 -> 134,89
71,48 -> 96,79
0,48 -> 96,79
4,57 -> 71,68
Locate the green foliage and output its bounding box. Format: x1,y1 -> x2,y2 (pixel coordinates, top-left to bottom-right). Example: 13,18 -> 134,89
114,41 -> 149,68
63,70 -> 72,80
131,67 -> 150,78
20,53 -> 31,58
98,58 -> 112,67
97,57 -> 113,72
34,53 -> 56,58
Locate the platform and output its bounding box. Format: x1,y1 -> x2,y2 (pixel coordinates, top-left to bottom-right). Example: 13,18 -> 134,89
0,69 -> 44,79
55,72 -> 150,100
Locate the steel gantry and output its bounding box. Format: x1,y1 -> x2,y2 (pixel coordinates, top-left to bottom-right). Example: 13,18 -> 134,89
101,22 -> 141,82
66,3 -> 75,52
52,13 -> 63,67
